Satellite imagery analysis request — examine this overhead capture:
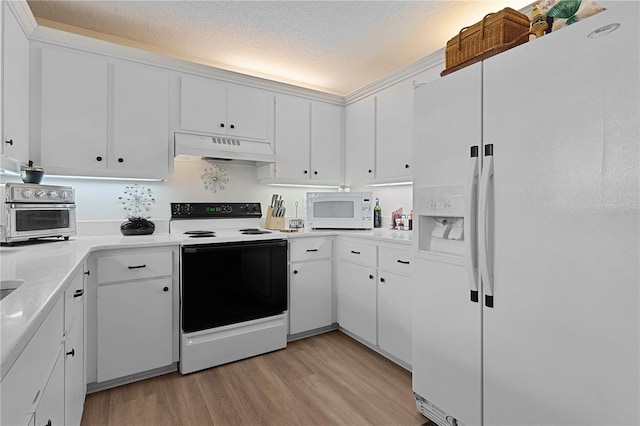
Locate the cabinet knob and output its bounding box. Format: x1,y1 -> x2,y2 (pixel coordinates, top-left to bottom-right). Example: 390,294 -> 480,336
66,348 -> 75,357
293,270 -> 298,275
369,274 -> 374,279
96,156 -> 103,162
405,164 -> 410,169
163,286 -> 169,292
230,124 -> 235,129
46,420 -> 52,426
220,123 -> 225,128
314,171 -> 318,175
5,139 -> 13,146
368,169 -> 372,174
380,277 -> 385,283
118,158 -> 124,163
84,270 -> 91,275
304,170 -> 308,174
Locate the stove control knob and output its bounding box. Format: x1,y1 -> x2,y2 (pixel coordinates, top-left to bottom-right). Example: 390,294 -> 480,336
48,190 -> 59,199
21,189 -> 34,199
60,191 -> 69,200
35,189 -> 46,199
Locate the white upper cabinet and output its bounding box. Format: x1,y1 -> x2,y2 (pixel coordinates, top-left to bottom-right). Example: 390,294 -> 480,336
261,95 -> 342,185
344,96 -> 375,184
40,47 -> 109,172
113,61 -> 169,175
375,79 -> 414,181
38,46 -> 170,179
1,2 -> 30,166
180,75 -> 269,141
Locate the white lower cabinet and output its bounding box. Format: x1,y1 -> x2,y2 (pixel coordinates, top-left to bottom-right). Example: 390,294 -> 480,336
93,248 -> 177,384
64,309 -> 85,426
35,347 -> 65,426
337,260 -> 377,344
289,238 -> 334,335
336,237 -> 413,367
98,277 -> 173,382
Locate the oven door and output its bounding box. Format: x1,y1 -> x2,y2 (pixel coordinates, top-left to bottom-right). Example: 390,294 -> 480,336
3,203 -> 77,242
181,239 -> 287,333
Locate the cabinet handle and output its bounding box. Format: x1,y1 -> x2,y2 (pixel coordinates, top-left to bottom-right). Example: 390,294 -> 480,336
128,264 -> 146,269
118,158 -> 124,163
396,260 -> 410,265
96,156 -> 103,162
220,123 -> 225,128
380,277 -> 385,283
293,270 -> 298,275
66,348 -> 75,357
5,139 -> 13,146
73,289 -> 84,298
368,169 -> 372,173
230,124 -> 235,129
369,274 -> 374,279
163,286 -> 169,292
306,249 -> 318,252
405,164 -> 410,169
84,270 -> 90,276
350,250 -> 361,255
45,419 -> 52,426
314,171 -> 318,175
304,170 -> 308,174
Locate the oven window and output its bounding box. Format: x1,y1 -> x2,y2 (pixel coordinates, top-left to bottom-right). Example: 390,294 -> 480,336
313,201 -> 354,218
15,210 -> 70,231
181,240 -> 288,333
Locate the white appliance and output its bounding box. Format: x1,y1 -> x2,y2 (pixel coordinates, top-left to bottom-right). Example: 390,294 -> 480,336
174,132 -> 276,164
306,191 -> 373,229
412,3 -> 639,426
170,202 -> 287,375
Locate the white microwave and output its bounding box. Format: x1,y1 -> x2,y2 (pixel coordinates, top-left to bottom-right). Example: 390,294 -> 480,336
306,192 -> 373,229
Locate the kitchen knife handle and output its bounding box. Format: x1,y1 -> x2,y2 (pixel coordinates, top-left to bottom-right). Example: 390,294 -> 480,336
465,146 -> 480,303
479,145 -> 494,307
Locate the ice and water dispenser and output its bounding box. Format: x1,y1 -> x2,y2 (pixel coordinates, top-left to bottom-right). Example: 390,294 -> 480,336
415,185 -> 467,257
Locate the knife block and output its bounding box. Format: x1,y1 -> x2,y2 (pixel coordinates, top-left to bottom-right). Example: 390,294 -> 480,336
265,207 -> 285,230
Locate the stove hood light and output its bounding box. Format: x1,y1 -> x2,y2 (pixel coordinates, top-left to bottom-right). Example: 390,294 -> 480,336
368,181 -> 413,187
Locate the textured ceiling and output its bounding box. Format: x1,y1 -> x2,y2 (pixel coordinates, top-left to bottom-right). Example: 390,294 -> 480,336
27,0 -> 531,95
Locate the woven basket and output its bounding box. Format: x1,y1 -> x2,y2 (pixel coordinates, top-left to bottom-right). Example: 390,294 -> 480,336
443,7 -> 530,75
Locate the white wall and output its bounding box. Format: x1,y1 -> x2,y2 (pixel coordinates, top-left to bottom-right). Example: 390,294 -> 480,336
2,159 -> 412,229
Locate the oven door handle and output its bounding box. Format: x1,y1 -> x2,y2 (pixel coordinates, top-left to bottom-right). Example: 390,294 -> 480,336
183,240 -> 287,253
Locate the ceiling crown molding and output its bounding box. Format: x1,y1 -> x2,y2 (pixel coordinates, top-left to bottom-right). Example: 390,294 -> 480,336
6,0 -> 37,37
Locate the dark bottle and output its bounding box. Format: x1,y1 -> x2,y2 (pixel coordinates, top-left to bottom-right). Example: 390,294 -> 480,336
374,198 -> 382,228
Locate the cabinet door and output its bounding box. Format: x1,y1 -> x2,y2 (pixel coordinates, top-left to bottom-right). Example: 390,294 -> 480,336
345,96 -> 375,184
64,314 -> 84,426
180,75 -> 227,134
336,260 -> 376,344
97,277 -> 173,382
2,2 -> 30,164
311,101 -> 342,181
35,347 -> 64,426
290,259 -> 333,335
376,80 -> 413,181
378,272 -> 412,365
113,62 -> 169,177
227,84 -> 269,140
274,94 -> 310,179
41,48 -> 108,171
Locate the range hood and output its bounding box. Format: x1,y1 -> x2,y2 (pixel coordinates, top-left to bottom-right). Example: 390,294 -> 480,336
174,132 -> 275,164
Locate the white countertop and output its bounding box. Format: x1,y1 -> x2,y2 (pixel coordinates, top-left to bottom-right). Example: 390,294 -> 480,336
0,228 -> 411,380
0,234 -> 180,380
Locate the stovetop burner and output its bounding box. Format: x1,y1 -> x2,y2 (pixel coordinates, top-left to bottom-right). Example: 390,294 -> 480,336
184,230 -> 216,238
239,228 -> 272,235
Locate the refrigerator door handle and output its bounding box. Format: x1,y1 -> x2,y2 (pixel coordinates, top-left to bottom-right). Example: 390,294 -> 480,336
479,144 -> 494,308
465,146 -> 480,303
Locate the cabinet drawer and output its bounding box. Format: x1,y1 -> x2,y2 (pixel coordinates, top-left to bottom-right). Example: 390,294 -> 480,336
289,238 -> 332,262
64,267 -> 85,333
379,246 -> 413,276
97,251 -> 172,284
338,239 -> 377,266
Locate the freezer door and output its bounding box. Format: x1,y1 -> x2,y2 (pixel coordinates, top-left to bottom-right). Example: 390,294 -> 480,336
412,63 -> 482,426
482,3 -> 639,425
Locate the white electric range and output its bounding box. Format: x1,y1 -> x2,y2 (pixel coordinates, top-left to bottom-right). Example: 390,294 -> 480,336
170,202 -> 288,374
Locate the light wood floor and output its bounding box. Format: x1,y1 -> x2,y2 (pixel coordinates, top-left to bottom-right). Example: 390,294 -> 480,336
81,331 -> 430,425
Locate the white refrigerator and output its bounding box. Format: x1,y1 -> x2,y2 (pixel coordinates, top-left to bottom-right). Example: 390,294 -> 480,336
412,2 -> 639,425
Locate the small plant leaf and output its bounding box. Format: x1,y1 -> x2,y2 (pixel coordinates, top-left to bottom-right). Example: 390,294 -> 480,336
547,0 -> 582,19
